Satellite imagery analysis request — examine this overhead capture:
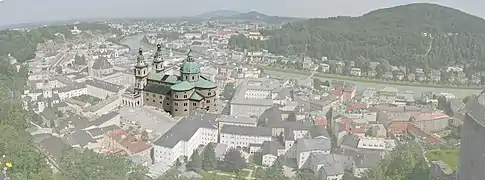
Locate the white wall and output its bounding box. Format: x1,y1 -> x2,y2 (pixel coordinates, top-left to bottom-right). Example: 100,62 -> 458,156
220,133 -> 272,149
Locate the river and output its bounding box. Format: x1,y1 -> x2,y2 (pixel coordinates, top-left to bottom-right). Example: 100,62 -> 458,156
119,34 -> 152,52
266,70 -> 482,98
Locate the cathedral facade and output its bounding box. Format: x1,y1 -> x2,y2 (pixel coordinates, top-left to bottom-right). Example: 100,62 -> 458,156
133,44 -> 217,117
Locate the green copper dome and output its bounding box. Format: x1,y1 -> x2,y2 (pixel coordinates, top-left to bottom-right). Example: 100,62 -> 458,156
170,81 -> 194,91
195,78 -> 216,89
180,61 -> 201,74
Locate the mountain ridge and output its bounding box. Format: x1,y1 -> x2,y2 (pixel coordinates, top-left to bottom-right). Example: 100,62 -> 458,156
196,10 -> 305,24
229,3 -> 485,70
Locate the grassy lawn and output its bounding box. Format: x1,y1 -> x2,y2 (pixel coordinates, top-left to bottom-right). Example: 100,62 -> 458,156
241,169 -> 252,177
200,172 -> 233,180
261,66 -> 484,90
425,149 -> 459,170
261,66 -> 311,75
72,94 -> 102,105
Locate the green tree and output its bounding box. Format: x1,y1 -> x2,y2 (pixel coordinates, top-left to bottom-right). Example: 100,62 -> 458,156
295,169 -> 315,180
361,142 -> 429,180
201,172 -> 232,180
55,66 -> 63,74
74,54 -> 86,65
162,169 -> 181,180
222,83 -> 235,100
187,150 -> 202,173
57,148 -> 149,180
220,148 -> 246,173
235,170 -> 245,180
252,153 -> 262,165
264,167 -> 287,180
141,130 -> 149,142
229,3 -> 485,72
343,172 -> 356,180
254,167 -> 266,179
202,143 -> 217,171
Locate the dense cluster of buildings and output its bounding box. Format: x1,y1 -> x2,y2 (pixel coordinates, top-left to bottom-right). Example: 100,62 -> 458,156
17,20 -> 481,180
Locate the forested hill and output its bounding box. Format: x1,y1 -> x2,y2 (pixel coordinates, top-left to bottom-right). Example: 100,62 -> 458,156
228,3 -> 485,70
0,23 -> 121,63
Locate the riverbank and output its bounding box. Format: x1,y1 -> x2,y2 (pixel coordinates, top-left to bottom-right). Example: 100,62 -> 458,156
262,66 -> 484,90
107,36 -> 130,49
119,33 -> 151,51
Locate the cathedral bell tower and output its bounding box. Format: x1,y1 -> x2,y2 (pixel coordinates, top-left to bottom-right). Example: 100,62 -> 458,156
153,44 -> 164,72
134,48 -> 148,94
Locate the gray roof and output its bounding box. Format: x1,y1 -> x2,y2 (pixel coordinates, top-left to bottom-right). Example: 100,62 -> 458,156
101,124 -> 121,133
275,88 -> 292,100
57,112 -> 118,133
66,130 -> 96,147
220,125 -> 272,137
340,133 -> 360,148
386,106 -> 421,113
231,79 -> 274,106
89,111 -> 119,127
297,138 -> 331,152
66,114 -> 90,130
354,152 -> 382,168
258,106 -> 283,123
55,83 -> 86,93
261,141 -> 283,156
310,126 -> 330,138
217,115 -> 258,125
39,135 -> 67,163
40,107 -> 58,120
313,153 -> 345,177
85,79 -> 123,93
153,110 -> 218,148
87,127 -> 104,137
340,148 -> 360,158
465,90 -> 485,127
431,160 -> 453,175
92,57 -> 113,69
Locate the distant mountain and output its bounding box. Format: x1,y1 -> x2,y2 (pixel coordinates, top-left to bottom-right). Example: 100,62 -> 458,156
209,11 -> 305,24
196,10 -> 241,19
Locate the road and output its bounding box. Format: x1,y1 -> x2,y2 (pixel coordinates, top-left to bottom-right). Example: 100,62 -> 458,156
415,138 -> 430,167
265,70 -> 481,98
47,50 -> 71,73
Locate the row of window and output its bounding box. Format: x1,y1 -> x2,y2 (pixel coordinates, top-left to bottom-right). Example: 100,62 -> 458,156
175,94 -> 189,98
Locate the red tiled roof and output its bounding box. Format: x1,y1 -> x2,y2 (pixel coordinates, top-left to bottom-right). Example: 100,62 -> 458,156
330,89 -> 343,96
348,126 -> 366,134
407,124 -> 444,145
388,122 -> 410,135
412,112 -> 449,121
347,103 -> 366,111
107,129 -> 126,137
314,118 -> 327,126
340,118 -> 355,124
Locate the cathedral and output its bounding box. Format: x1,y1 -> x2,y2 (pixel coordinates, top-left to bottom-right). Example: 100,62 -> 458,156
133,44 -> 217,117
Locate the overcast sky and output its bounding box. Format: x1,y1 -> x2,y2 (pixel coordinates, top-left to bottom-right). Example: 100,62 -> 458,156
0,0 -> 482,25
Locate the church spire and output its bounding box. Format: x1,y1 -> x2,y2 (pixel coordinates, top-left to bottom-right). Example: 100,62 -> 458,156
186,49 -> 194,62
153,44 -> 162,62
135,48 -> 147,67
153,44 -> 164,72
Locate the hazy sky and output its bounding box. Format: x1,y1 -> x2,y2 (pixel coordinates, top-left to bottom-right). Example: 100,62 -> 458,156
0,0 -> 483,25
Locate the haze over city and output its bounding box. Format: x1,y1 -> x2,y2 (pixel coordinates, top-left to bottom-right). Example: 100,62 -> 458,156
0,0 -> 484,25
